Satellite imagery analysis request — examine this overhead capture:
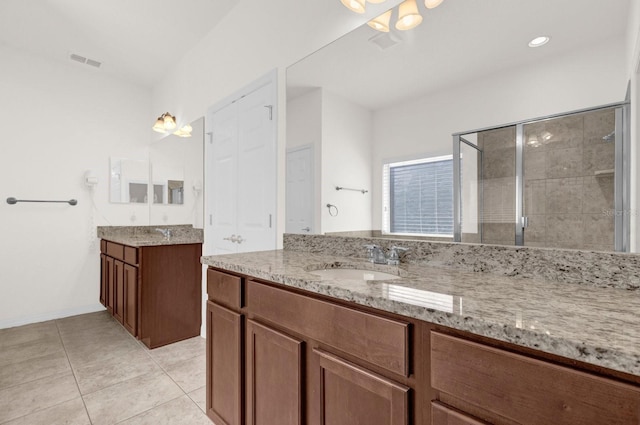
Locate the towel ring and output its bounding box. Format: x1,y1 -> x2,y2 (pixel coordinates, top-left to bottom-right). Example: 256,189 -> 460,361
326,203 -> 338,217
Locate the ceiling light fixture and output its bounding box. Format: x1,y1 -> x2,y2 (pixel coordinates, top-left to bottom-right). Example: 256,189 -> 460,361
528,36 -> 550,48
342,0 -> 445,33
152,112 -> 177,134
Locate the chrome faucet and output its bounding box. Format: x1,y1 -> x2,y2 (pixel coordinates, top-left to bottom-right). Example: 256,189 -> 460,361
155,228 -> 172,239
364,244 -> 409,265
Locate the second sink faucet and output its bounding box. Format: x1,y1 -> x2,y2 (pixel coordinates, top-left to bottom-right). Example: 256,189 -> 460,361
155,228 -> 172,239
364,245 -> 409,265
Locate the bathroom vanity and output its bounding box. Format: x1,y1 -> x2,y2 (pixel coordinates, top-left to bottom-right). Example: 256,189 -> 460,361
202,235 -> 640,425
98,225 -> 203,348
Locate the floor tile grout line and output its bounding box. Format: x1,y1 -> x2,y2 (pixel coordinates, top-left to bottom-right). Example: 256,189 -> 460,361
55,319 -> 95,425
111,393 -> 189,425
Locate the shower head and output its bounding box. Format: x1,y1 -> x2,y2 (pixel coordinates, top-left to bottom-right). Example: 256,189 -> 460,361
602,131 -> 615,142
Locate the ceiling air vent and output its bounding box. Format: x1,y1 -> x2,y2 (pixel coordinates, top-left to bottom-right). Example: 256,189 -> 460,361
368,32 -> 402,51
69,53 -> 102,69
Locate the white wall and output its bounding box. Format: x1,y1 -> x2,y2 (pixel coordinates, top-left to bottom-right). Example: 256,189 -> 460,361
371,36 -> 628,230
0,46 -> 151,328
321,90 -> 373,233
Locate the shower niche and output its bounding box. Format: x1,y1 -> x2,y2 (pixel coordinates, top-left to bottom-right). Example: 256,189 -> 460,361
454,104 -> 629,252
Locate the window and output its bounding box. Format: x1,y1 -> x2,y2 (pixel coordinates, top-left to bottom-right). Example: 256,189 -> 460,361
382,155 -> 454,236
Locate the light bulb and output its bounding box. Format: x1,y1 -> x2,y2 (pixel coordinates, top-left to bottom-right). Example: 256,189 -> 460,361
153,117 -> 167,133
368,10 -> 392,32
396,0 -> 422,30
162,113 -> 176,130
425,0 -> 444,9
340,0 -> 366,13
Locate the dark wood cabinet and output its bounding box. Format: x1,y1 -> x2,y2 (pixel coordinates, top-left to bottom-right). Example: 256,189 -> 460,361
123,263 -> 138,336
105,255 -> 115,315
99,254 -> 107,307
207,301 -> 243,425
100,240 -> 202,348
246,319 -> 303,425
314,348 -> 409,425
430,332 -> 640,425
206,267 -> 640,425
431,402 -> 487,425
113,259 -> 124,324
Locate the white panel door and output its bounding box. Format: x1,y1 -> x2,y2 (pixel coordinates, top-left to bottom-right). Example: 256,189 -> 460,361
209,100 -> 239,254
286,146 -> 314,234
236,83 -> 276,252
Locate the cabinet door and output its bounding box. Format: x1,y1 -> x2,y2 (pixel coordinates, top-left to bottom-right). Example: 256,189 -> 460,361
246,319 -> 303,425
105,256 -> 115,314
314,348 -> 409,425
431,402 -> 488,425
99,254 -> 107,307
123,264 -> 138,336
207,301 -> 243,425
113,259 -> 124,324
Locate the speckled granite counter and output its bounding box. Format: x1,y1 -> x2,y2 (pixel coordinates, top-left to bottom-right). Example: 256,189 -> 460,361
201,249 -> 640,377
97,225 -> 203,246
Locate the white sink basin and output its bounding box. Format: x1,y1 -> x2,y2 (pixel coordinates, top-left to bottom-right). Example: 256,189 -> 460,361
309,268 -> 401,281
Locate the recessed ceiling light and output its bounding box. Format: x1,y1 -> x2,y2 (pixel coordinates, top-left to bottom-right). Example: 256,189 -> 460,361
528,36 -> 550,48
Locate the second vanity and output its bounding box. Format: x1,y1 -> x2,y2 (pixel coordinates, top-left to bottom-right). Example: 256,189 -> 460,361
201,235 -> 640,425
98,225 -> 203,348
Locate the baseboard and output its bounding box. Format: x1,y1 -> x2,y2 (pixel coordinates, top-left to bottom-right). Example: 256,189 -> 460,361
0,303 -> 106,329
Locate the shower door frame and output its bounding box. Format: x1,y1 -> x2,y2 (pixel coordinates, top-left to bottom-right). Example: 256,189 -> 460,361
453,101 -> 630,252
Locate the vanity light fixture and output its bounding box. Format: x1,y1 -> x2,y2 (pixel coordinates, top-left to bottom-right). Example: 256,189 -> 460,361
348,0 -> 445,33
340,0 -> 366,13
152,112 -> 177,133
528,36 -> 550,48
173,124 -> 193,138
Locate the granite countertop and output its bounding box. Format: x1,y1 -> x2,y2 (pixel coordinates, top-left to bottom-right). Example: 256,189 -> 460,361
201,249 -> 640,377
97,225 -> 203,247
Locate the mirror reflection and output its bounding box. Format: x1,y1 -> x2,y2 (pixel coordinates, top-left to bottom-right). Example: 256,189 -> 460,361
109,158 -> 149,204
285,0 -> 631,251
149,117 -> 204,226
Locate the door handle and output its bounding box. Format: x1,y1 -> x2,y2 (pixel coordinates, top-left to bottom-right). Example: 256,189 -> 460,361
223,234 -> 238,242
301,227 -> 310,232
235,235 -> 244,244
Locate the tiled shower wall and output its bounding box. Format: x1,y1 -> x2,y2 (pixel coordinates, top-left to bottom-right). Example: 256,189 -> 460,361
476,108 -> 616,251
523,109 -> 615,251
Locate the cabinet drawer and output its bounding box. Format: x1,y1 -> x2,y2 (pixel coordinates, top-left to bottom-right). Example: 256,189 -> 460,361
106,241 -> 124,261
100,239 -> 107,253
124,246 -> 137,265
207,269 -> 242,310
431,402 -> 487,425
431,332 -> 640,425
247,280 -> 410,376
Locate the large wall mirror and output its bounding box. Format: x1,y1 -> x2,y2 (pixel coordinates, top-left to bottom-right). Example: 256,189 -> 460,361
108,117 -> 204,227
285,0 -> 633,252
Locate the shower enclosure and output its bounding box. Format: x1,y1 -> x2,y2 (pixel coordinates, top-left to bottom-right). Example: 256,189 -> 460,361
453,103 -> 630,252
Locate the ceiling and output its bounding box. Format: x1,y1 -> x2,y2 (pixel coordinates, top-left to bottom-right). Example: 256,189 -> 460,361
287,0 -> 631,110
0,0 -> 239,88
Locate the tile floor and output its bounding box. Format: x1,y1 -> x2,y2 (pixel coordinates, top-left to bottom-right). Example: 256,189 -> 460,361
0,311 -> 211,425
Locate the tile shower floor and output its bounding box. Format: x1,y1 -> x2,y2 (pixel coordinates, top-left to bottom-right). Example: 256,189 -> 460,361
0,311 -> 211,425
